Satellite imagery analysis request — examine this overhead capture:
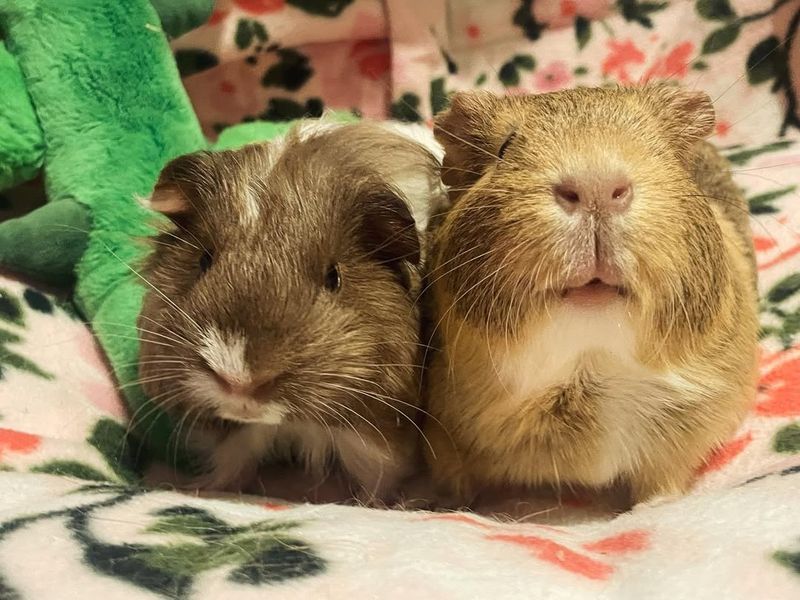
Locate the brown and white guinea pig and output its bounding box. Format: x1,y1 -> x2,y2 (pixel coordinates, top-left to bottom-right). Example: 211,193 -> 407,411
423,84 -> 759,507
137,120 -> 446,502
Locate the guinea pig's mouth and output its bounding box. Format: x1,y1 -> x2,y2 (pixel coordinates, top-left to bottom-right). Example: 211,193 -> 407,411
561,278 -> 627,305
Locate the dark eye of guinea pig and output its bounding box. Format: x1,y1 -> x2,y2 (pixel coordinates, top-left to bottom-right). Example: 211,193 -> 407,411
498,131 -> 517,159
199,249 -> 213,274
324,263 -> 342,292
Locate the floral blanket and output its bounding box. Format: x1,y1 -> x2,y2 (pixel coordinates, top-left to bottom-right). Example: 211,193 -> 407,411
1,0 -> 800,598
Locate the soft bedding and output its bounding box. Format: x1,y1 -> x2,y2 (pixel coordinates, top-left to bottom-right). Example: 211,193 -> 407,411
1,0 -> 800,598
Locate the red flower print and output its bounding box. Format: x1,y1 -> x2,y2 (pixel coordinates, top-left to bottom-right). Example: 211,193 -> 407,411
759,243 -> 800,271
488,534 -> 615,580
642,41 -> 695,82
419,513 -> 495,529
424,513 -> 650,580
466,24 -> 481,39
534,0 -> 613,30
756,354 -> 800,417
262,502 -> 290,510
602,40 -> 645,83
234,0 -> 285,14
696,431 -> 753,475
753,235 -> 778,252
0,428 -> 41,460
350,39 -> 390,81
535,61 -> 572,92
582,530 -> 650,555
715,121 -> 732,137
208,9 -> 229,25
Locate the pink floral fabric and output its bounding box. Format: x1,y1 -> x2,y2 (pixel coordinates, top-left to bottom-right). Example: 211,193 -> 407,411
1,1 -> 800,597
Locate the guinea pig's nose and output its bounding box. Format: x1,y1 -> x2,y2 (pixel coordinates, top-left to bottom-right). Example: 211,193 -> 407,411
553,176 -> 632,215
212,369 -> 278,399
211,370 -> 251,396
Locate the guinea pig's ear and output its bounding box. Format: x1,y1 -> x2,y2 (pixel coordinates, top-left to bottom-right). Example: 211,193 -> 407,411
145,152 -> 214,218
362,191 -> 421,276
654,85 -> 716,144
434,91 -> 511,195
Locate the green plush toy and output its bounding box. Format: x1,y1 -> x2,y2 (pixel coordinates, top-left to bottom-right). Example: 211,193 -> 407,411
0,0 -> 340,470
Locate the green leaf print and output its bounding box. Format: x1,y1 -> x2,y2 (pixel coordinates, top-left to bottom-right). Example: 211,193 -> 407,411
768,274 -> 800,304
235,19 -> 255,50
774,423 -> 800,454
31,460 -> 110,482
702,23 -> 740,54
70,501 -> 325,598
724,140 -> 794,165
229,541 -> 325,585
748,186 -> 797,215
746,36 -> 784,85
430,78 -> 448,115
147,506 -> 228,536
513,54 -> 535,70
696,0 -> 736,20
617,0 -> 669,28
174,49 -> 219,78
513,0 -> 546,41
253,22 -> 268,42
88,418 -> 140,483
775,547 -> 800,575
0,327 -> 52,381
499,61 -> 519,87
747,185 -> 797,215
575,16 -> 591,50
261,49 -> 313,91
259,97 -> 324,121
390,92 -> 422,123
0,289 -> 23,327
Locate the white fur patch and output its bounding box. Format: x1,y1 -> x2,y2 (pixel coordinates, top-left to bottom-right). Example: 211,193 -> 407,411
500,300 -> 637,398
198,327 -> 249,383
376,122 -> 447,233
492,300 -> 704,482
261,403 -> 289,425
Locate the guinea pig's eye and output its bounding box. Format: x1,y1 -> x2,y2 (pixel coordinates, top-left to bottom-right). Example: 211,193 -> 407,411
498,131 -> 517,159
199,249 -> 213,274
324,263 -> 342,293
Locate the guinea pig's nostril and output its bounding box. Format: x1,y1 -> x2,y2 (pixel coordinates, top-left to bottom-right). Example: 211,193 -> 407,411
554,183 -> 583,213
554,184 -> 581,204
612,184 -> 631,200
210,369 -> 252,396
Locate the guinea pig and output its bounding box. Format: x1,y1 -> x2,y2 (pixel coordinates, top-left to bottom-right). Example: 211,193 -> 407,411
136,120 -> 446,502
423,84 -> 759,507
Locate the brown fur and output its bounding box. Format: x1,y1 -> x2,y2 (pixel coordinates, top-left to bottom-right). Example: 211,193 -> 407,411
424,85 -> 759,506
137,122 -> 441,499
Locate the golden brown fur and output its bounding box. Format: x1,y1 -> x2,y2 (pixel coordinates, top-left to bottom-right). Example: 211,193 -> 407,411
424,85 -> 759,506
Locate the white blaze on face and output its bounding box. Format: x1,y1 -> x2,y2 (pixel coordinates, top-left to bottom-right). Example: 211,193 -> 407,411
197,327 -> 288,425
198,326 -> 250,384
